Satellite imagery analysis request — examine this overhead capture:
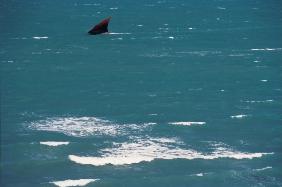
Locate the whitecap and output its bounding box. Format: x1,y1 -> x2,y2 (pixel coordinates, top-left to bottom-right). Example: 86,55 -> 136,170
230,115 -> 249,119
242,100 -> 274,103
110,7 -> 118,10
68,138 -> 272,166
50,179 -> 98,187
253,166 -> 272,171
33,36 -> 48,39
168,36 -> 174,39
190,173 -> 204,177
176,50 -> 222,56
111,37 -> 123,40
82,3 -> 100,6
28,116 -> 155,137
11,37 -> 28,40
260,80 -> 268,82
251,48 -> 282,51
148,113 -> 158,116
29,117 -> 118,137
109,32 -> 131,35
169,122 -> 206,126
40,141 -> 69,146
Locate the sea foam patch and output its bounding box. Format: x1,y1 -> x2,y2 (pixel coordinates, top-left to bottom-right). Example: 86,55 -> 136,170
28,117 -> 155,137
29,117 -> 117,137
242,100 -> 274,103
230,115 -> 249,119
109,32 -> 131,35
69,138 -> 272,166
251,48 -> 282,51
169,122 -> 206,126
33,36 -> 48,39
253,166 -> 272,171
40,141 -> 69,146
50,179 -> 98,187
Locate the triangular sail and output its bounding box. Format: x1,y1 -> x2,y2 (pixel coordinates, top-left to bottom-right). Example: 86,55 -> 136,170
88,17 -> 111,35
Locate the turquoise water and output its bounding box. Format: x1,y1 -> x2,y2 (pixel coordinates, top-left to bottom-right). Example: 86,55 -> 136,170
1,0 -> 282,186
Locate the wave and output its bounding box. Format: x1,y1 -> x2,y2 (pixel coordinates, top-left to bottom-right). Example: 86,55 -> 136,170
50,179 -> 98,187
81,3 -> 100,6
68,138 -> 273,166
28,117 -> 155,137
169,121 -> 206,126
33,36 -> 48,39
111,37 -> 123,40
190,173 -> 204,177
251,48 -> 282,51
253,166 -> 272,171
109,32 -> 131,35
176,50 -> 222,57
40,141 -> 69,146
230,115 -> 249,119
242,100 -> 274,103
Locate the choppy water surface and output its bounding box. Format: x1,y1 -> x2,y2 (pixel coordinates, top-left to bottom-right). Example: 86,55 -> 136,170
1,0 -> 282,186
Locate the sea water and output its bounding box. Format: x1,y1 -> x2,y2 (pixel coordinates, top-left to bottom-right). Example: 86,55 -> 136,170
1,0 -> 282,186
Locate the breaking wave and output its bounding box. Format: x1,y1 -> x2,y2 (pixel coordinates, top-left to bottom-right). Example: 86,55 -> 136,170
253,166 -> 272,171
33,36 -> 48,39
109,32 -> 131,35
50,179 -> 98,187
40,141 -> 69,146
169,121 -> 206,126
230,115 -> 249,119
68,138 -> 273,166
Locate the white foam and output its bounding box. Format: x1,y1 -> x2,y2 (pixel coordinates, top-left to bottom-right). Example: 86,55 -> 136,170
29,117 -> 155,137
50,179 -> 98,187
29,117 -> 118,137
11,37 -> 28,40
168,36 -> 174,39
176,50 -> 222,57
169,122 -> 206,126
33,36 -> 48,39
243,100 -> 274,103
111,37 -> 123,40
190,173 -> 204,177
69,138 -> 272,166
109,32 -> 131,35
148,113 -> 158,116
82,3 -> 100,6
110,7 -> 118,10
253,166 -> 272,171
260,80 -> 268,82
137,24 -> 143,27
251,48 -> 282,51
230,115 -> 249,119
40,141 -> 69,146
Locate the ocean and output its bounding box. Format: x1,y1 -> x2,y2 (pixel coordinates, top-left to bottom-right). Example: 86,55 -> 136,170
1,0 -> 282,186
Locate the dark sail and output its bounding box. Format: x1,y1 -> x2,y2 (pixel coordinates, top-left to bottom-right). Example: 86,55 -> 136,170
88,17 -> 111,35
